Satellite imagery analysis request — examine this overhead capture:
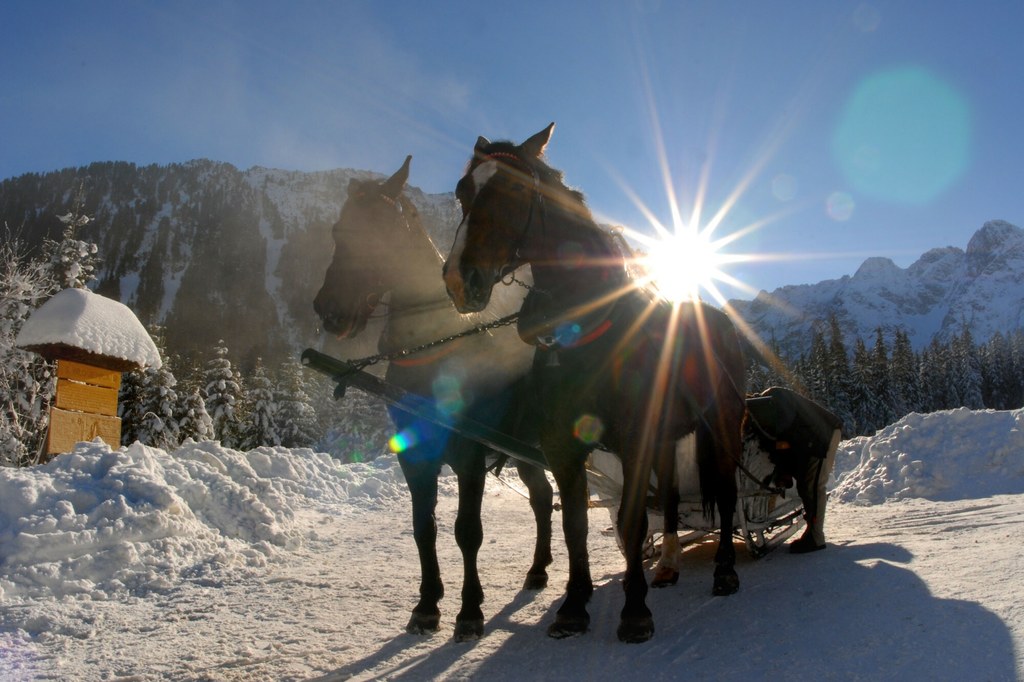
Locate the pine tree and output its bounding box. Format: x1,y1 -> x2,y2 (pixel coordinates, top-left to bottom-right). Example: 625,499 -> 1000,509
239,358 -> 279,449
920,338 -> 957,411
176,385 -> 215,443
1005,331 -> 1024,408
868,328 -> 897,429
274,358 -> 319,449
979,332 -> 1009,409
951,327 -> 984,409
119,328 -> 177,449
46,184 -> 100,290
139,372 -> 180,449
0,232 -> 59,465
825,315 -> 854,433
203,341 -> 243,448
118,367 -> 147,445
804,327 -> 830,404
849,338 -> 879,434
890,329 -> 921,417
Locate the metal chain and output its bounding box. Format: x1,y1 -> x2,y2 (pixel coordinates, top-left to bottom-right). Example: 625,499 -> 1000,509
501,269 -> 547,296
346,311 -> 521,371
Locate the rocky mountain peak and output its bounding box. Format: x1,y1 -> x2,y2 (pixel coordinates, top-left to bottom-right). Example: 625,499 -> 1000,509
966,220 -> 1024,277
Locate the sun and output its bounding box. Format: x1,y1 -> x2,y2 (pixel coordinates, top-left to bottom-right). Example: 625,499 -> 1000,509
641,229 -> 728,303
617,222 -> 743,305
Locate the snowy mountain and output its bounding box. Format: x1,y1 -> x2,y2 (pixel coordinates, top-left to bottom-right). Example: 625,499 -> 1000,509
0,161 -> 460,369
729,220 -> 1024,356
3,162 -> 1021,367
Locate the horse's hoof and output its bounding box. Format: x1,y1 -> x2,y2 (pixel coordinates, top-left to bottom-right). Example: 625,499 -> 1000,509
453,618 -> 484,642
712,568 -> 739,596
406,610 -> 440,635
617,616 -> 654,643
651,566 -> 679,588
547,613 -> 589,639
523,571 -> 548,590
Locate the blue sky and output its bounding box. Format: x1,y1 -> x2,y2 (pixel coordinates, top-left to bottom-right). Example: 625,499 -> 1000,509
3,1 -> 1022,299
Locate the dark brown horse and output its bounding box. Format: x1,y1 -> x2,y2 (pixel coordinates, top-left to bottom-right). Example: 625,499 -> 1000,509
443,125 -> 747,643
314,157 -> 553,641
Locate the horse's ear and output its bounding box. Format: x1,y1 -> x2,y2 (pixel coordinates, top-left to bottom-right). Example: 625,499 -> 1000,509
520,122 -> 555,158
381,155 -> 412,199
474,136 -> 491,155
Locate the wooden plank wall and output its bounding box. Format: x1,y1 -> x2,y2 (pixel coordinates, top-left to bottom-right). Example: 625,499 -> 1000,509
44,359 -> 123,459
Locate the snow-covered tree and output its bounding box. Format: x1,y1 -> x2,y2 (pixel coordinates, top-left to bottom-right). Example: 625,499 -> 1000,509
117,328 -> 180,449
309,367 -> 392,463
951,327 -> 984,409
176,384 -> 214,443
890,329 -> 921,417
919,338 -> 957,412
138,370 -> 180,449
45,184 -> 99,290
204,341 -> 243,448
867,328 -> 898,429
118,366 -> 147,446
849,337 -> 881,434
825,315 -> 854,431
239,358 -> 279,449
802,327 -> 829,404
0,232 -> 58,466
274,358 -> 319,449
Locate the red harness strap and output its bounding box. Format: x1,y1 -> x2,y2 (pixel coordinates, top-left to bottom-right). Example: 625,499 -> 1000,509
570,318 -> 613,348
537,318 -> 614,350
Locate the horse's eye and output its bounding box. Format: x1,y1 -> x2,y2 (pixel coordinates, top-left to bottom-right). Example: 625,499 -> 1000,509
507,181 -> 528,195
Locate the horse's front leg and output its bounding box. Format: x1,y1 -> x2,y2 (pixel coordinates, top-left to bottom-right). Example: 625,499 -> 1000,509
452,449 -> 488,641
546,446 -> 593,638
615,445 -> 657,643
515,460 -> 554,590
399,455 -> 444,634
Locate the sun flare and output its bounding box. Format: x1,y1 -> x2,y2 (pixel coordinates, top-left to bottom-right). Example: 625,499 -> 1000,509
642,229 -> 727,303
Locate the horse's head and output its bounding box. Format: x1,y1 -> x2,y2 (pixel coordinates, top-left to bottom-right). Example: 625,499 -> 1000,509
314,155 -> 412,339
443,123 -> 556,313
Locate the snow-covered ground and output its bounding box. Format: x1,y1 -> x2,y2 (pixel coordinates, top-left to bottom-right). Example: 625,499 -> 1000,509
1,408 -> 1022,681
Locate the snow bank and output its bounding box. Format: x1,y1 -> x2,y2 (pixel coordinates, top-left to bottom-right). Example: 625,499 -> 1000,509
0,441 -> 411,601
833,407 -> 1024,504
4,406 -> 1022,610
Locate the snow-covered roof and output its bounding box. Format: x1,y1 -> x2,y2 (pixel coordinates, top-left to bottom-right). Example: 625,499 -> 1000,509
15,287 -> 162,370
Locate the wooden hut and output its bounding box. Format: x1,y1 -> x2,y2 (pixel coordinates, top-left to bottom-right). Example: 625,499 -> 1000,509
16,288 -> 161,461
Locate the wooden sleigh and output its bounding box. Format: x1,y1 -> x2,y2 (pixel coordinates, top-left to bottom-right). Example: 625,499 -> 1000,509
586,433 -> 810,560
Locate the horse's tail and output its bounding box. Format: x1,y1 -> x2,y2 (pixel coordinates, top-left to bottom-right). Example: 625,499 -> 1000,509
696,401 -> 748,522
696,420 -> 718,521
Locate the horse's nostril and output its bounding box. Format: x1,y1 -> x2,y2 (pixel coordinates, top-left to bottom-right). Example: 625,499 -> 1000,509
464,267 -> 482,293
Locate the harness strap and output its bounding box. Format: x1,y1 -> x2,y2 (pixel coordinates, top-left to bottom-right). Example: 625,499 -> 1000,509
537,318 -> 614,350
